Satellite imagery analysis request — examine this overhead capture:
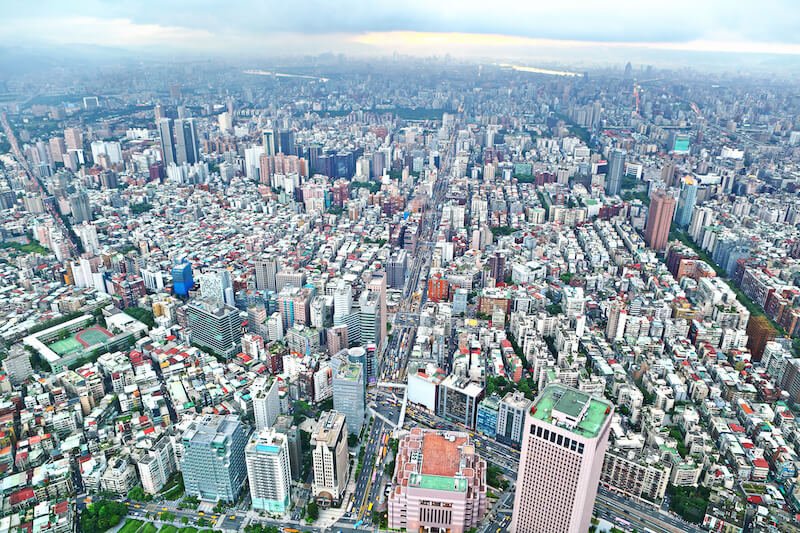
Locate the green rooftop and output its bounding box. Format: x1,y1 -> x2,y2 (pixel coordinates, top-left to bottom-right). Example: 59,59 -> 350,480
410,474 -> 467,492
530,385 -> 612,439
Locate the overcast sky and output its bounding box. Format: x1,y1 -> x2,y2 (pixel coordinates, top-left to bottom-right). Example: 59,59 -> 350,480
3,0 -> 799,60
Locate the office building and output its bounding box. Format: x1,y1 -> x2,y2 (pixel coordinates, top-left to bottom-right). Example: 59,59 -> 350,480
510,385 -> 614,533
157,118 -> 177,166
605,148 -> 626,196
263,130 -> 276,157
387,250 -> 408,289
69,190 -> 92,223
273,416 -> 303,480
277,287 -> 313,329
246,429 -> 292,514
332,360 -> 365,434
200,269 -> 234,307
644,190 -> 677,252
254,258 -> 279,292
186,300 -> 242,358
175,118 -> 200,165
475,395 -> 500,438
388,428 -> 487,533
311,411 -> 350,506
252,375 -> 281,430
496,391 -> 532,447
676,176 -> 699,228
182,414 -> 249,503
64,127 -> 83,151
437,375 -> 484,429
172,260 -> 194,296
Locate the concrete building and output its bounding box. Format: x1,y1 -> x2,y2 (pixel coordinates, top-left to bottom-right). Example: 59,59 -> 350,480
388,428 -> 487,533
252,375 -> 281,430
186,300 -> 242,358
182,414 -> 249,502
134,433 -> 178,494
496,391 -> 532,447
605,148 -> 626,196
311,411 -> 350,506
246,429 -> 292,514
332,360 -> 365,435
511,385 -> 614,533
644,191 -> 677,252
437,375 -> 484,429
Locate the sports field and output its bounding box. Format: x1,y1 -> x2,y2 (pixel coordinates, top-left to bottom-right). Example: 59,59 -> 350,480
47,326 -> 114,356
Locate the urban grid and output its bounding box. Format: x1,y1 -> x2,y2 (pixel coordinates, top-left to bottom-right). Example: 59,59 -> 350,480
1,2 -> 800,533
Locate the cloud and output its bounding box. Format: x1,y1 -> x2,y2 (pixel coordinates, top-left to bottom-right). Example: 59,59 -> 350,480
0,16 -> 215,49
2,0 -> 800,57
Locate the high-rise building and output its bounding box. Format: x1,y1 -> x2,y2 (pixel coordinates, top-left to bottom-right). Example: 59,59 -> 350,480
496,391 -> 532,447
388,428 -> 487,533
134,433 -> 177,495
175,118 -> 200,165
182,414 -> 249,503
311,411 -> 350,506
643,190 -> 677,252
252,375 -> 281,430
172,260 -> 194,296
676,176 -> 698,227
273,416 -> 303,480
186,300 -> 242,358
510,385 -> 614,533
387,250 -> 408,289
278,129 -> 295,155
200,269 -> 234,307
69,190 -> 92,223
157,118 -> 177,167
245,429 -> 292,514
332,359 -> 365,435
605,148 -> 626,196
277,287 -> 313,329
437,375 -> 484,429
64,127 -> 83,151
254,258 -> 279,292
263,130 -> 276,157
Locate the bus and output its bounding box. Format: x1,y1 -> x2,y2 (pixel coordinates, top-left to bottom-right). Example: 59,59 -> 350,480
368,502 -> 373,512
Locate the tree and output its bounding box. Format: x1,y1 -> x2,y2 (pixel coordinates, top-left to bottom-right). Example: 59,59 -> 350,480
306,501 -> 319,521
80,500 -> 128,533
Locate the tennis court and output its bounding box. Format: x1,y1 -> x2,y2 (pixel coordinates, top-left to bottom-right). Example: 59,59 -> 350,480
47,326 -> 113,356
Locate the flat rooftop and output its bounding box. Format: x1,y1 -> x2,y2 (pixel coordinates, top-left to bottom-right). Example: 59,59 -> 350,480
531,384 -> 612,439
420,432 -> 467,477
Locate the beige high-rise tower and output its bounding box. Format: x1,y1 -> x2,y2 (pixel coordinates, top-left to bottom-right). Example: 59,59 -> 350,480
511,384 -> 614,533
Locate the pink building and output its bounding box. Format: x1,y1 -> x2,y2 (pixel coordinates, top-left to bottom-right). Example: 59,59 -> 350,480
388,428 -> 487,533
511,384 -> 614,533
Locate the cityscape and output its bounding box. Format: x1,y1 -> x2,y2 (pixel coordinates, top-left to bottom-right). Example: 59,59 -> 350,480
2,2 -> 800,533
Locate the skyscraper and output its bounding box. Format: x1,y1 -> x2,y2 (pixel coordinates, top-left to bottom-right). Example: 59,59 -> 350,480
157,118 -> 177,166
254,258 -> 279,292
605,148 -> 626,196
263,130 -> 276,157
511,385 -> 613,533
245,428 -> 292,514
182,414 -> 249,503
175,118 -> 200,165
332,358 -> 365,435
676,176 -> 698,227
644,190 -> 677,252
311,411 -> 350,506
172,260 -> 194,296
69,190 -> 92,223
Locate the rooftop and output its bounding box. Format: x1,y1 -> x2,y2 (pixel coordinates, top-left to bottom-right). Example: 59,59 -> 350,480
420,432 -> 467,477
409,473 -> 467,492
530,384 -> 612,439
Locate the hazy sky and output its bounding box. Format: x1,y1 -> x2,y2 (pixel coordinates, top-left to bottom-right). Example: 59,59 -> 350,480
3,0 -> 800,60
